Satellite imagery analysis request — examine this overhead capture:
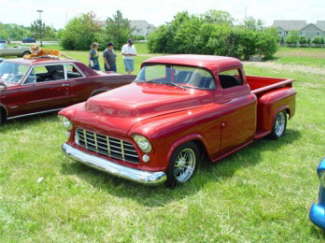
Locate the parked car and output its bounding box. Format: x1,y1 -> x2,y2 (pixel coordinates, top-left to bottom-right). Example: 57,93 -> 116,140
0,58 -> 135,123
22,37 -> 36,43
59,55 -> 296,187
310,158 -> 325,229
0,39 -> 6,44
0,43 -> 31,57
0,58 -> 3,63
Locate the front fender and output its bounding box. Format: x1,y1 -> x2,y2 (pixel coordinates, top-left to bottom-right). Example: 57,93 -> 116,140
166,133 -> 209,163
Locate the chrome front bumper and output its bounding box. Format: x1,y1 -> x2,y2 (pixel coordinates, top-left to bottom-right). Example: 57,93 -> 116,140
62,143 -> 167,185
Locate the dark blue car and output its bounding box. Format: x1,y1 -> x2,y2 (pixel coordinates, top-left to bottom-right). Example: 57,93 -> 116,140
310,158 -> 325,228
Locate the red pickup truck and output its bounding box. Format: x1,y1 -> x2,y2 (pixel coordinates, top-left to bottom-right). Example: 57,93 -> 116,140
60,55 -> 296,187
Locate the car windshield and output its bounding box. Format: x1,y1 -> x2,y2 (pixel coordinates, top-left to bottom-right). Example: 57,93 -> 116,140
135,64 -> 216,90
0,61 -> 30,83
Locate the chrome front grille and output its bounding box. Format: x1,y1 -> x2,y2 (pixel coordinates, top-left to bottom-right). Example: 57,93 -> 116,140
75,128 -> 139,163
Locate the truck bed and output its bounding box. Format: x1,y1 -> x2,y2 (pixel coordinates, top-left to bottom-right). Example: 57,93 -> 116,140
246,76 -> 294,96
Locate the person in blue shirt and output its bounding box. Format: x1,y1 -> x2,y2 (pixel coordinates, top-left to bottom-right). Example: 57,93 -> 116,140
89,42 -> 100,70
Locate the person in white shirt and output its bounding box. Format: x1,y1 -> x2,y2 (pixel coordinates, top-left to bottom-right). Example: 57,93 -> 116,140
121,39 -> 137,74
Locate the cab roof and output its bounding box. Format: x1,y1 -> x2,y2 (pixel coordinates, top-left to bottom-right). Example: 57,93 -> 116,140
142,55 -> 242,73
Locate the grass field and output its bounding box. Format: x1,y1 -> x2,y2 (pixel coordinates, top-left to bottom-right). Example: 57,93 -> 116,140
275,47 -> 325,68
1,45 -> 325,242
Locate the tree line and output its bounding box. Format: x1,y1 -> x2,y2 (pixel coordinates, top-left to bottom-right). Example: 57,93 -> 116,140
147,11 -> 278,60
0,22 -> 58,41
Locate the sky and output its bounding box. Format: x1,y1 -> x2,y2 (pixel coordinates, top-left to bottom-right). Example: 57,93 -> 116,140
0,0 -> 324,28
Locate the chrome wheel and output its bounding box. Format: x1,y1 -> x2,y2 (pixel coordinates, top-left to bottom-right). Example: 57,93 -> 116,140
173,148 -> 196,183
274,112 -> 286,137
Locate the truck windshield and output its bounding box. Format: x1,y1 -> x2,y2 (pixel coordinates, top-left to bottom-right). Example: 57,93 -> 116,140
0,61 -> 30,83
135,64 -> 215,90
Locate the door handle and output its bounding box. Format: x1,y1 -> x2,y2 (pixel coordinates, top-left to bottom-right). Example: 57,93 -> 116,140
61,83 -> 70,87
221,122 -> 226,128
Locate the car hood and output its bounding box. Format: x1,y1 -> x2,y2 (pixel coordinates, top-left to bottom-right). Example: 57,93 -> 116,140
85,82 -> 212,119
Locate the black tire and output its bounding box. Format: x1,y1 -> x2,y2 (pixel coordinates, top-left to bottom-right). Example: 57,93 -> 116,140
165,142 -> 199,188
269,111 -> 287,139
0,108 -> 6,125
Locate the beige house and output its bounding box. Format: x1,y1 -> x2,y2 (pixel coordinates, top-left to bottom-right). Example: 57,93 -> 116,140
130,20 -> 155,37
273,20 -> 325,39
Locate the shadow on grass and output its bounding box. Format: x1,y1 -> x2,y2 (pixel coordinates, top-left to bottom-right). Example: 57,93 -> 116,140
310,225 -> 325,239
60,128 -> 301,207
0,112 -> 58,132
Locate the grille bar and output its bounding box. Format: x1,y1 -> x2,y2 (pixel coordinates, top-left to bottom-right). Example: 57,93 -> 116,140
75,128 -> 139,163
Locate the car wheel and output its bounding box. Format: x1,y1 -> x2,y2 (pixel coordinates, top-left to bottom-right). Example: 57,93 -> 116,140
165,142 -> 199,188
269,111 -> 287,139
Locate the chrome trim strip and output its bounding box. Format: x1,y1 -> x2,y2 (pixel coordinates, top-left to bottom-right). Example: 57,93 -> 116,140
7,107 -> 63,120
62,143 -> 167,185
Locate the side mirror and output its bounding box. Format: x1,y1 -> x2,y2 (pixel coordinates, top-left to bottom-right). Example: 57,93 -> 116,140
0,82 -> 7,91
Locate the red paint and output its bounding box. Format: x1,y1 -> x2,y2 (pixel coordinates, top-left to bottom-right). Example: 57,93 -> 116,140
0,58 -> 135,118
59,55 -> 296,172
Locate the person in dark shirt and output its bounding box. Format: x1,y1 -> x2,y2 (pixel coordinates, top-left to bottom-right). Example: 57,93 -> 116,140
89,42 -> 100,70
103,42 -> 117,72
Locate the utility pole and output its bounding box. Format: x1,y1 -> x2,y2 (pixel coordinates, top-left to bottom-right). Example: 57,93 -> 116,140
37,9 -> 44,47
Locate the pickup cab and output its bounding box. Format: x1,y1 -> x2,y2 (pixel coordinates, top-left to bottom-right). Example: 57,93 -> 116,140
59,55 -> 296,187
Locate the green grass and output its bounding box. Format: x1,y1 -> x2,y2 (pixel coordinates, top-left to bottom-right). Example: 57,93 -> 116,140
275,47 -> 325,68
1,47 -> 325,242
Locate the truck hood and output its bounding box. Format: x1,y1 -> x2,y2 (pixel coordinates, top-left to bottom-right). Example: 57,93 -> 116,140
85,82 -> 212,119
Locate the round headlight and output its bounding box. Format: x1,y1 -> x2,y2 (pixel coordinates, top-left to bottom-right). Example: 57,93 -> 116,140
59,116 -> 72,130
133,135 -> 152,153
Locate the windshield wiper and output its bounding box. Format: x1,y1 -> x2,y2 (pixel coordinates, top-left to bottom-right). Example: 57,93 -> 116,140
166,82 -> 188,89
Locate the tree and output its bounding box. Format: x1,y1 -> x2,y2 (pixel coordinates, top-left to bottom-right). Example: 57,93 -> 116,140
201,10 -> 234,26
102,10 -> 132,50
30,19 -> 45,41
60,12 -> 101,50
243,17 -> 264,30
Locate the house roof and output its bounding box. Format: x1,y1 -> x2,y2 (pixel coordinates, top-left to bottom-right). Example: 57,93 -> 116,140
301,23 -> 324,32
316,21 -> 325,31
273,20 -> 307,31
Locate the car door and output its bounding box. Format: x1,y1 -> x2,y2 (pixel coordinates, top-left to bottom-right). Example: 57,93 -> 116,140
21,64 -> 72,112
64,63 -> 90,103
217,69 -> 257,154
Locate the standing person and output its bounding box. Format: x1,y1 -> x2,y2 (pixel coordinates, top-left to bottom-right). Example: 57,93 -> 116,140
121,39 -> 137,74
103,42 -> 117,72
89,42 -> 100,70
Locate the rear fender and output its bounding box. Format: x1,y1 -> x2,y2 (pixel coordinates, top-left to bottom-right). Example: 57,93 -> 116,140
257,88 -> 296,132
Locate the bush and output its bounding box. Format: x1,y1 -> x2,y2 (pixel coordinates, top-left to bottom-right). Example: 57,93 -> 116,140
148,11 -> 278,60
312,36 -> 324,45
285,31 -> 299,45
299,36 -> 307,45
60,12 -> 101,50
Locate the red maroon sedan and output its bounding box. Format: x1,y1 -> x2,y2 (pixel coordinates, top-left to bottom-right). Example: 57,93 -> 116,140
0,58 -> 135,124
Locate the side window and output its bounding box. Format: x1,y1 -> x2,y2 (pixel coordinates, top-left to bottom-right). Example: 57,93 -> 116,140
141,65 -> 166,81
219,69 -> 243,89
66,64 -> 83,79
26,65 -> 65,84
